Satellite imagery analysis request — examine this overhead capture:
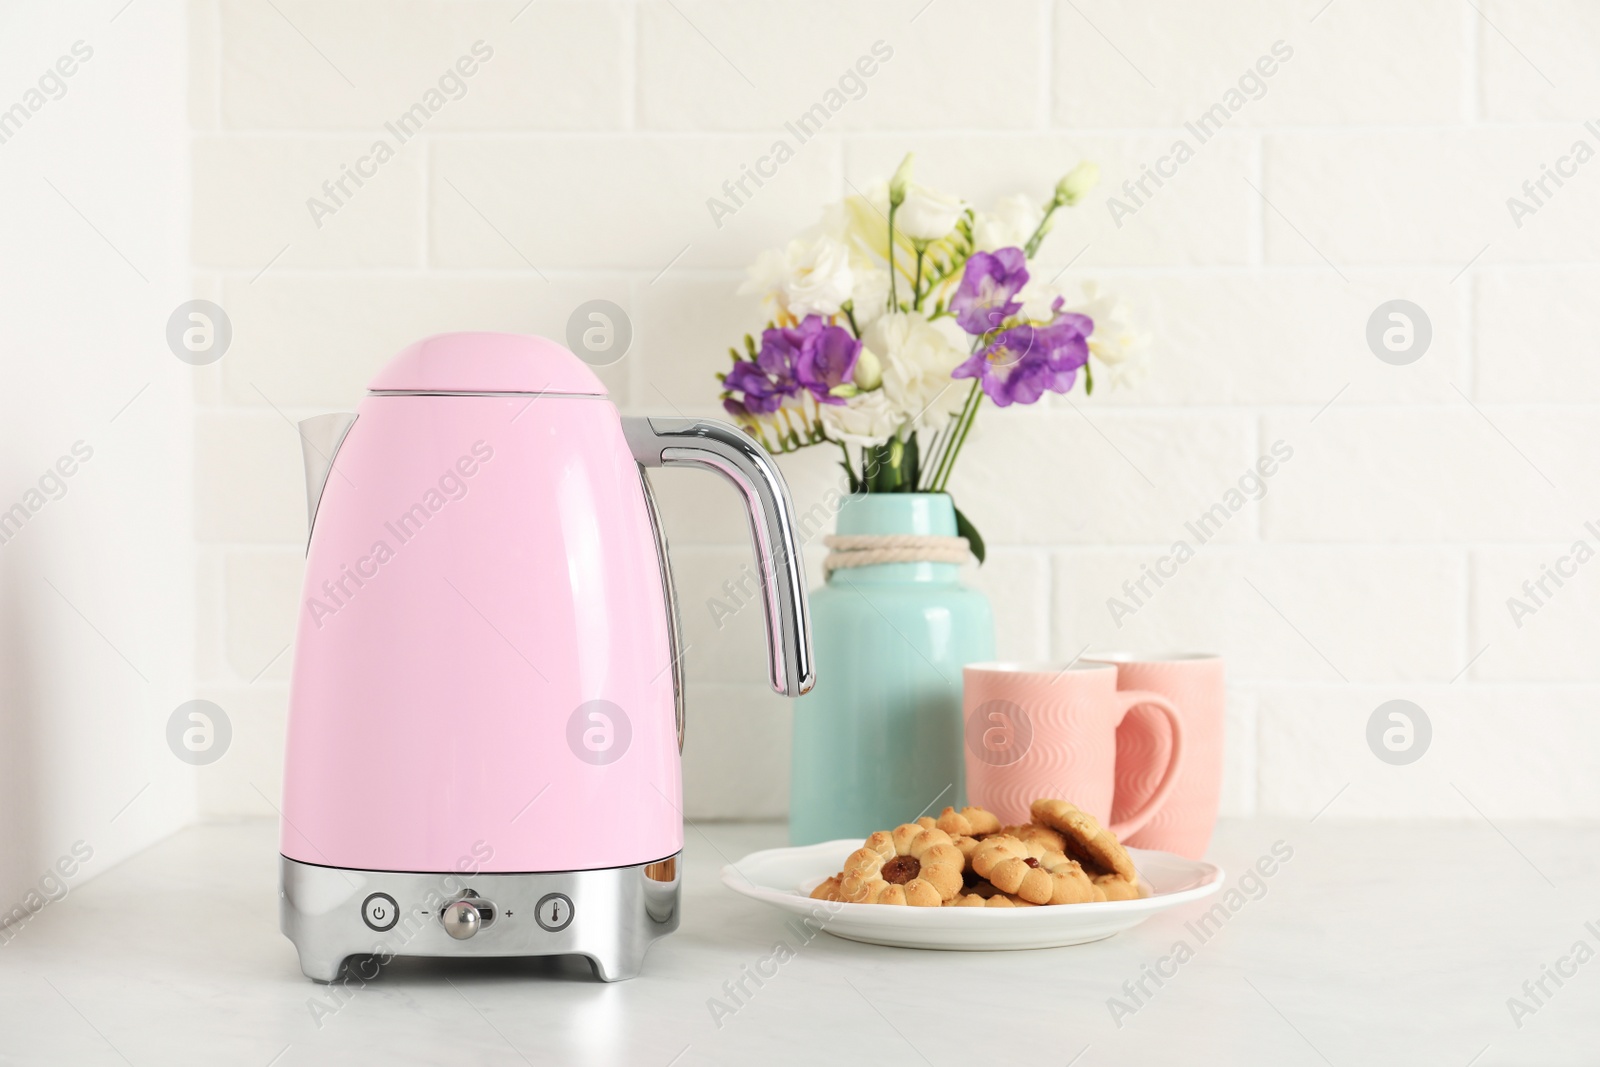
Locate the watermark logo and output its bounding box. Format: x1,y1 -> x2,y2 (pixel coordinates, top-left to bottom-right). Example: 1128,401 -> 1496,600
306,442 -> 494,628
0,841 -> 94,945
565,299 -> 632,367
167,699 -> 232,765
707,897 -> 842,1029
0,40 -> 93,148
1365,299 -> 1431,366
0,440 -> 93,548
1107,41 -> 1293,228
166,299 -> 232,365
964,698 -> 1033,766
1107,441 -> 1294,627
706,41 -> 894,229
566,699 -> 631,765
1505,520 -> 1600,629
1107,839 -> 1293,1028
1507,920 -> 1600,1030
306,840 -> 494,1027
1506,121 -> 1600,230
1365,699 -> 1430,765
306,41 -> 494,229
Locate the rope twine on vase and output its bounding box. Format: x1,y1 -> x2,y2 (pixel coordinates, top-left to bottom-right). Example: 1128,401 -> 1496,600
821,534 -> 972,575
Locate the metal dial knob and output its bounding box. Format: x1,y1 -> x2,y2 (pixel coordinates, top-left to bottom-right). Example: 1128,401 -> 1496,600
441,899 -> 482,940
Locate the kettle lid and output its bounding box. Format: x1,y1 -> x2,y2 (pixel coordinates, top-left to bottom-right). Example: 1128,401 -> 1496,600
368,332 -> 608,395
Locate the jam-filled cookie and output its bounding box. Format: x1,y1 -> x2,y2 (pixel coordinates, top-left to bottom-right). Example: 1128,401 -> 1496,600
934,805 -> 1002,838
840,824 -> 965,906
970,835 -> 1097,905
1030,798 -> 1137,883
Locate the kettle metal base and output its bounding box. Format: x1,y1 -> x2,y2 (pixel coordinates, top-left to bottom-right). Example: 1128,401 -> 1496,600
279,853 -> 680,983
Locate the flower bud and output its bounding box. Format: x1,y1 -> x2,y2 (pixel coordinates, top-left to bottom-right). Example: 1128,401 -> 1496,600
1055,161 -> 1100,206
853,346 -> 883,390
889,153 -> 915,208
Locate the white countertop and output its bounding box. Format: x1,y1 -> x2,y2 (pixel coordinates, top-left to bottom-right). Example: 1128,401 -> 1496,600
1,818 -> 1597,1066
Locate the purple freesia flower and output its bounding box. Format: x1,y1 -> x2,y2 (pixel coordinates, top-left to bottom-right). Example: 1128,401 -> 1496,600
722,314 -> 862,414
793,316 -> 860,403
952,312 -> 1094,407
724,359 -> 787,414
950,247 -> 1029,336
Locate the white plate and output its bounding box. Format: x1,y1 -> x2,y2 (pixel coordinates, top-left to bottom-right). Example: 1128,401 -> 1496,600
720,839 -> 1224,951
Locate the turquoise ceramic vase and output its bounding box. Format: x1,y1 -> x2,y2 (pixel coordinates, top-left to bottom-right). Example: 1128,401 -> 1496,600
789,493 -> 995,845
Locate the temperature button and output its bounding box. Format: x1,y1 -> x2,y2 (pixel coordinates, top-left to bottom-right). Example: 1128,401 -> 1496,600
535,893 -> 573,932
362,892 -> 399,932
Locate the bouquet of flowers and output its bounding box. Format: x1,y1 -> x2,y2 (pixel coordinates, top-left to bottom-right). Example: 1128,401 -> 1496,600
717,153 -> 1145,561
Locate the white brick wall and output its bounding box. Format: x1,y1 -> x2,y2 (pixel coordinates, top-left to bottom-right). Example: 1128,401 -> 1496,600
190,0 -> 1600,821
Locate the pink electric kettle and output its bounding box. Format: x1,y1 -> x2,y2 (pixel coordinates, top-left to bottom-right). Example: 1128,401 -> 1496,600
279,331 -> 814,982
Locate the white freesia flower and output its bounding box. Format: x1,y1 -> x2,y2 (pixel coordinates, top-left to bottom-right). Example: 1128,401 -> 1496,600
1016,277 -> 1064,324
819,198 -> 893,323
738,234 -> 855,318
896,182 -> 966,242
1074,281 -> 1148,387
865,311 -> 969,433
973,194 -> 1043,252
818,387 -> 900,448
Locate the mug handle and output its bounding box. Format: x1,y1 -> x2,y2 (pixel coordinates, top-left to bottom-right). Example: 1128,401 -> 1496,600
1106,690 -> 1186,840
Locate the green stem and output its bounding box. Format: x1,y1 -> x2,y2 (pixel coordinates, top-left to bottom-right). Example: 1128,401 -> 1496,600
842,301 -> 861,338
1023,198 -> 1061,259
886,203 -> 899,310
931,382 -> 983,492
912,246 -> 925,310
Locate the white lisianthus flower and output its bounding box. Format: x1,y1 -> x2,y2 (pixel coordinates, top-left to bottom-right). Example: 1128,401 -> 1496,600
818,386 -> 900,448
895,182 -> 966,242
1055,161 -> 1100,206
848,262 -> 891,326
973,194 -> 1044,252
782,235 -> 854,316
738,246 -> 790,317
737,234 -> 855,318
865,311 -> 969,433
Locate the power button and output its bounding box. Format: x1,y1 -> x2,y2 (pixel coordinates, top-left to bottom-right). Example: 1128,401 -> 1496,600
362,892 -> 399,932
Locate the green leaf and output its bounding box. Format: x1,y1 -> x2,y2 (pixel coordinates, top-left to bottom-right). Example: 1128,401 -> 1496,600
953,504 -> 986,565
1083,359 -> 1095,396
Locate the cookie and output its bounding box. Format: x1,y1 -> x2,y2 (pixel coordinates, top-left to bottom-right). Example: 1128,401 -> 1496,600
934,805 -> 1002,838
840,824 -> 965,906
997,823 -> 1067,853
1030,798 -> 1137,883
970,835 -> 1097,906
809,874 -> 843,902
1091,872 -> 1144,901
950,890 -> 1037,908
950,834 -> 984,862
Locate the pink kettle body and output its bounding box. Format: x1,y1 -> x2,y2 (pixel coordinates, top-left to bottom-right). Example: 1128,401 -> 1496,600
279,332 -> 813,982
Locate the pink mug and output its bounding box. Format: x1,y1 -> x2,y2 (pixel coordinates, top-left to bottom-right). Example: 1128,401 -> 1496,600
1087,652 -> 1225,860
962,662 -> 1186,836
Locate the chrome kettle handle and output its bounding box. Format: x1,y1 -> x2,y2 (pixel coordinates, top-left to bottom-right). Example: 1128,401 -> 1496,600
623,417 -> 815,698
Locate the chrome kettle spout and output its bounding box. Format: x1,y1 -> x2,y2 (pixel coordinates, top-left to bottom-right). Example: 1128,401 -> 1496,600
297,412 -> 358,541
